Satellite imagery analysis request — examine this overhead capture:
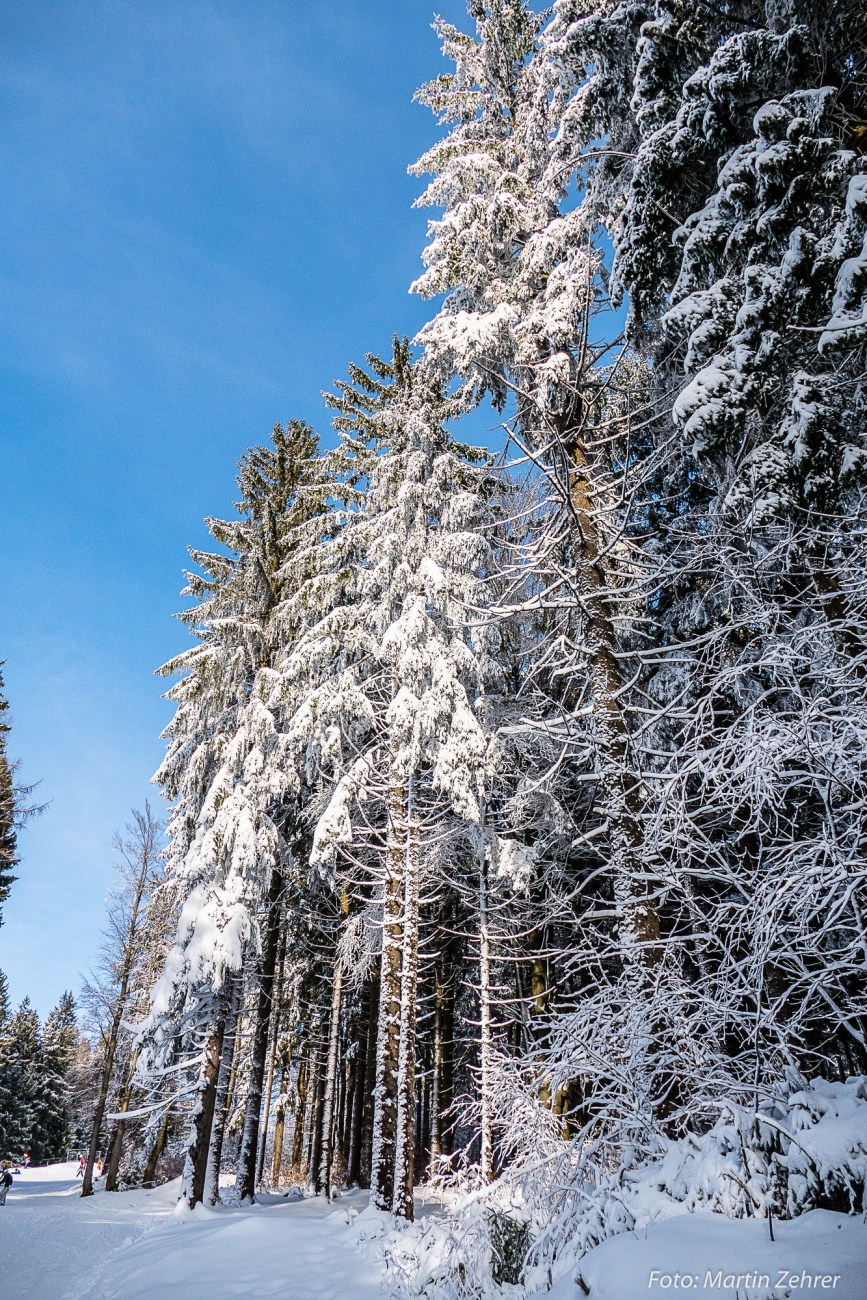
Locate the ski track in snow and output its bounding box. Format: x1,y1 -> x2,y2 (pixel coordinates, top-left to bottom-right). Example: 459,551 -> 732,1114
1,1164 -> 385,1300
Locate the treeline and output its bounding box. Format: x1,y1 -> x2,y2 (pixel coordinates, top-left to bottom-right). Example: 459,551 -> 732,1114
84,0 -> 866,1283
0,670 -> 88,1166
0,977 -> 86,1163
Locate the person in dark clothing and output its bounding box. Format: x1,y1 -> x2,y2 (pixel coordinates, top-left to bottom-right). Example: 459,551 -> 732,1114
0,1165 -> 13,1206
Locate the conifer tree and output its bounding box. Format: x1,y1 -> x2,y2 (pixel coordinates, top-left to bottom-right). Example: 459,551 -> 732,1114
122,4 -> 867,1283
295,341 -> 500,1216
411,1 -> 669,990
34,992 -> 78,1161
139,420 -> 329,1208
0,669 -> 17,920
0,976 -> 31,1159
0,666 -> 39,925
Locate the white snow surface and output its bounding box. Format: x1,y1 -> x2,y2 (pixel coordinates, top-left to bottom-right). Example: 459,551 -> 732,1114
0,1164 -> 385,1300
542,1209 -> 867,1300
6,1165 -> 866,1300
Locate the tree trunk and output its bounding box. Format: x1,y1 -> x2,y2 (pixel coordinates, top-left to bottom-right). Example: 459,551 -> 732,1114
370,765 -> 406,1212
318,964 -> 343,1198
81,846 -> 155,1199
337,1056 -> 350,1169
104,1047 -> 140,1192
307,1049 -> 326,1194
271,1103 -> 286,1188
235,866 -> 284,1202
82,945 -> 146,1194
205,972 -> 244,1205
430,980 -> 444,1165
359,969 -> 379,1188
346,983 -> 370,1185
270,1040 -> 292,1187
255,1012 -> 280,1188
565,435 -> 661,969
180,1013 -> 226,1209
478,851 -> 494,1184
393,779 -> 420,1220
141,1110 -> 169,1189
256,926 -> 287,1187
291,1056 -> 308,1172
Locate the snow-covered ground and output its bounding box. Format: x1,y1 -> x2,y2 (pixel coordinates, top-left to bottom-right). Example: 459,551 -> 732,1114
3,1164 -> 865,1300
546,1208 -> 867,1300
0,1163 -> 385,1300
0,1162 -> 178,1300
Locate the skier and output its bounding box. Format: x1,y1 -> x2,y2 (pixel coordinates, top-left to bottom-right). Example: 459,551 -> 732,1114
76,1156 -> 86,1177
0,1165 -> 13,1206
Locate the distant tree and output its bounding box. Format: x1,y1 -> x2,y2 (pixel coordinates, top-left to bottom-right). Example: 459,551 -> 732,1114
36,993 -> 78,1161
0,975 -> 31,1158
80,804 -> 163,1197
0,670 -> 16,918
67,1034 -> 98,1151
0,664 -> 44,926
0,985 -> 83,1163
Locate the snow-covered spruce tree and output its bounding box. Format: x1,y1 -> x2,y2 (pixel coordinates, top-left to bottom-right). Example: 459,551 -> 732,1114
327,9 -> 853,1292
645,33 -> 867,1083
384,5 -> 867,1290
0,994 -> 79,1164
414,0 -> 867,1093
0,978 -> 32,1160
138,421 -> 329,1209
545,0 -> 867,1080
410,2 -> 685,1134
289,341 -> 501,1218
37,992 -> 78,1162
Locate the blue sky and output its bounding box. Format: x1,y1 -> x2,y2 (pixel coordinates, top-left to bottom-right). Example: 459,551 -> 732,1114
0,0 -> 494,1017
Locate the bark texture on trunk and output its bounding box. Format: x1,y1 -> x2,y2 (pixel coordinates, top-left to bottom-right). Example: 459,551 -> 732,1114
205,973 -> 243,1205
359,969 -> 379,1187
270,1039 -> 292,1186
369,770 -> 406,1211
346,981 -> 370,1185
291,1056 -> 308,1171
235,866 -> 284,1203
318,965 -> 343,1198
104,1048 -> 140,1192
393,785 -> 420,1220
141,1110 -> 169,1189
181,1014 -> 226,1210
564,433 -> 661,969
478,853 -> 494,1184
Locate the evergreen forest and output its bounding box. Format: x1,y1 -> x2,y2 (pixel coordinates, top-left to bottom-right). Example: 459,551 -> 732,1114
3,2 -> 867,1295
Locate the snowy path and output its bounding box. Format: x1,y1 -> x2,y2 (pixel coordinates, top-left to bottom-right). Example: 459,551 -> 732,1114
0,1164 -> 385,1300
0,1163 -> 177,1300
7,1164 -> 866,1300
